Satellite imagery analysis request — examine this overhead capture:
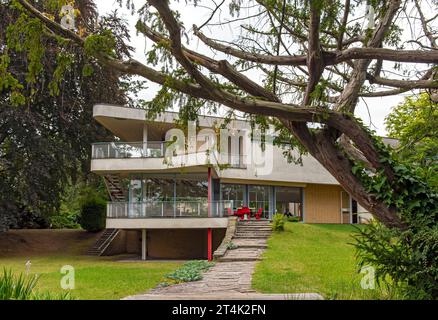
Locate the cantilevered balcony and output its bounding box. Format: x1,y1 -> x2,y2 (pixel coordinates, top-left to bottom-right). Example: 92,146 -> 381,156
92,141 -> 165,159
91,141 -> 247,173
107,200 -> 233,219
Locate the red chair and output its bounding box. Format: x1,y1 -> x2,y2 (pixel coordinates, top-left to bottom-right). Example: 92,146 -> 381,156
227,208 -> 233,216
240,207 -> 251,220
255,208 -> 263,220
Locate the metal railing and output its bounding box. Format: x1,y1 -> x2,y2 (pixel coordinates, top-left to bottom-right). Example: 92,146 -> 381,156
92,141 -> 247,168
107,200 -> 233,219
92,141 -> 164,159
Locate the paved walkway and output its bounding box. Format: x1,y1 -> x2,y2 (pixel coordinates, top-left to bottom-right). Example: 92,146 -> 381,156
124,221 -> 323,300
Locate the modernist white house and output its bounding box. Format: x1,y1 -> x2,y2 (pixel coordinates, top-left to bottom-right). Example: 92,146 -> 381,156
89,104 -> 371,260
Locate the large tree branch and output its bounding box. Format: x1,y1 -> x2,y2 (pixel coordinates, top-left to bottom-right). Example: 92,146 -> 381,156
284,121 -> 405,229
303,2 -> 323,106
369,76 -> 438,89
335,0 -> 402,113
337,0 -> 351,51
414,0 -> 437,49
194,26 -> 438,66
136,21 -> 280,102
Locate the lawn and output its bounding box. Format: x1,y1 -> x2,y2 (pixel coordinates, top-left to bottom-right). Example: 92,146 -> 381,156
252,223 -> 392,299
0,255 -> 180,300
0,230 -> 181,300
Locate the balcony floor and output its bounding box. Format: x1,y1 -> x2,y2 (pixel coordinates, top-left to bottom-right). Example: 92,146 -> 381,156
106,217 -> 229,229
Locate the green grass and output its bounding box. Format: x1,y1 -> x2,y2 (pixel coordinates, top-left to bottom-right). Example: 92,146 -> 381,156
252,223 -> 394,299
0,255 -> 180,300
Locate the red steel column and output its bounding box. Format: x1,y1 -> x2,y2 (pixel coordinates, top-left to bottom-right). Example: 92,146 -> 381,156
207,228 -> 212,261
207,167 -> 212,216
207,167 -> 212,261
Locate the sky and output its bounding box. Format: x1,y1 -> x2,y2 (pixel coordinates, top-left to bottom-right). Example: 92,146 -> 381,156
94,0 -> 413,137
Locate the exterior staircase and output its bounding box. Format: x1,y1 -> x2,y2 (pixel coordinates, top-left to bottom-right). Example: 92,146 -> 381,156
86,174 -> 125,256
217,219 -> 272,262
103,174 -> 126,202
86,229 -> 120,256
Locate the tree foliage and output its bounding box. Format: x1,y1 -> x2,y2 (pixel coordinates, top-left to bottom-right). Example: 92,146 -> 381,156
0,0 -> 130,230
79,195 -> 106,232
385,93 -> 438,188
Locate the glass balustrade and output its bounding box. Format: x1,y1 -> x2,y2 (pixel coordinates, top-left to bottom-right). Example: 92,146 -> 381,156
107,200 -> 233,218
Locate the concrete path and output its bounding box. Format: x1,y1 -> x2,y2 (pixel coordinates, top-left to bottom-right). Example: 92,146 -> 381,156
124,220 -> 323,300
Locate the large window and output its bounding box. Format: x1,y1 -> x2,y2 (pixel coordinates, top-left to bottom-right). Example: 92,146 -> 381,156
249,185 -> 270,219
221,184 -> 246,209
275,186 -> 302,220
128,174 -> 208,202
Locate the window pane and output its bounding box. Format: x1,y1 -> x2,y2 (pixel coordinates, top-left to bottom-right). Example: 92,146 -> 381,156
221,184 -> 245,208
249,185 -> 270,219
275,186 -> 303,220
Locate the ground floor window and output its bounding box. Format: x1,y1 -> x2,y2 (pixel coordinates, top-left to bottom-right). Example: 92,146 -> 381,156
248,185 -> 270,219
220,183 -> 246,209
275,186 -> 303,221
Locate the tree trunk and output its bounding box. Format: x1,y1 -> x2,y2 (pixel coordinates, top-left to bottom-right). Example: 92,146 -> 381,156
283,120 -> 405,229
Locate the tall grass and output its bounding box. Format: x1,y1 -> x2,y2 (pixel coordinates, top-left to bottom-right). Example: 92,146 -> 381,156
0,268 -> 72,300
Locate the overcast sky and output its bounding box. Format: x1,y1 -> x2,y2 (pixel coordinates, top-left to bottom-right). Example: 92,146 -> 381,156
94,0 -> 413,136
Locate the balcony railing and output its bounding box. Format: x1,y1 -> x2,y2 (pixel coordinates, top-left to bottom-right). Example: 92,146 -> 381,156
91,141 -> 247,168
92,141 -> 165,159
107,200 -> 234,219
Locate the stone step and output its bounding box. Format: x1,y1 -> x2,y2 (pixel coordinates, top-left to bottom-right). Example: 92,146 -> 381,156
236,243 -> 267,249
237,226 -> 272,229
236,229 -> 271,232
218,257 -> 262,262
233,235 -> 270,239
238,221 -> 271,224
235,234 -> 272,237
238,221 -> 271,225
235,231 -> 272,236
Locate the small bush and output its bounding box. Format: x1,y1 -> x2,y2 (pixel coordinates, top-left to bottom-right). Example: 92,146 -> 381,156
49,211 -> 80,229
79,196 -> 106,232
226,242 -> 238,250
287,216 -> 301,223
166,260 -> 214,283
272,213 -> 285,231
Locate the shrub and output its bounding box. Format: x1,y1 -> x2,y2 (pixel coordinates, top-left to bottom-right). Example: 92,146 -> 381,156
272,213 -> 285,231
0,269 -> 72,300
287,216 -> 301,222
226,242 -> 238,250
166,260 -> 215,283
79,196 -> 106,232
49,211 -> 80,229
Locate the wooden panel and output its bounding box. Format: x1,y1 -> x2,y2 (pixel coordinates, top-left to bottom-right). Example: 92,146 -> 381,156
304,184 -> 342,223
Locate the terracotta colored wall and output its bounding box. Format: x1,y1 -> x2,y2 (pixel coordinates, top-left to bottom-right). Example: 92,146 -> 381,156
147,228 -> 226,259
126,230 -> 141,254
105,228 -> 227,259
104,230 -> 127,255
304,184 -> 342,223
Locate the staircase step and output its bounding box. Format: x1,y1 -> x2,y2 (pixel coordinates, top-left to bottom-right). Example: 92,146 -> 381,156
235,231 -> 272,234
86,229 -> 119,256
234,236 -> 269,239
218,257 -> 262,262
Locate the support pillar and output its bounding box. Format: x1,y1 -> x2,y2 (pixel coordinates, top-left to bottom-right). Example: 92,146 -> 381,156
207,167 -> 212,217
141,229 -> 147,260
207,228 -> 212,261
142,124 -> 148,156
